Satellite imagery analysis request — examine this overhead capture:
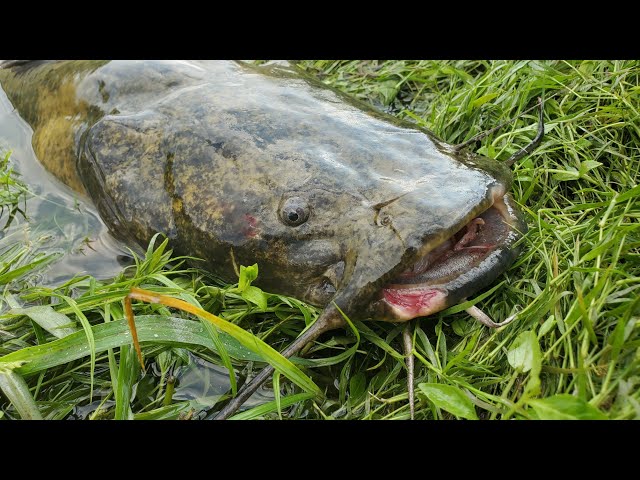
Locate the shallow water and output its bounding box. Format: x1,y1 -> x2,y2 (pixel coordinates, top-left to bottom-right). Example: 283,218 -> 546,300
172,352 -> 274,418
0,85 -> 131,285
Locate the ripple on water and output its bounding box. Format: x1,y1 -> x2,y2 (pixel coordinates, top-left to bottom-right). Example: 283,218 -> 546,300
0,85 -> 132,287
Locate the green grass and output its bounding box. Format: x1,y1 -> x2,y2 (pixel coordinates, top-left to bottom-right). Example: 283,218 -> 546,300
1,60 -> 639,420
0,150 -> 29,230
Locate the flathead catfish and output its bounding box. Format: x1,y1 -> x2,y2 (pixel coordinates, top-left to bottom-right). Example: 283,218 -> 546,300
0,60 -> 538,418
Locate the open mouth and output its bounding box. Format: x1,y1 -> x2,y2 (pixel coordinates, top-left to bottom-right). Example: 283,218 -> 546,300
377,193 -> 524,321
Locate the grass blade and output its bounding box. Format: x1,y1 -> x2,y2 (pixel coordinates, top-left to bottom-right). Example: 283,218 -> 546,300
0,315 -> 264,376
114,344 -> 140,420
528,394 -> 607,420
8,306 -> 79,339
56,295 -> 97,400
229,392 -> 316,420
0,363 -> 42,419
134,401 -> 193,420
128,288 -> 321,396
418,383 -> 478,420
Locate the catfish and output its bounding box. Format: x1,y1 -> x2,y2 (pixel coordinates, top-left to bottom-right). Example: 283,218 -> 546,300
0,60 -> 542,419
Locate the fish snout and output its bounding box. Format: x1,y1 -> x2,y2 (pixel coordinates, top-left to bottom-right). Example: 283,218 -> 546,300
368,192 -> 528,322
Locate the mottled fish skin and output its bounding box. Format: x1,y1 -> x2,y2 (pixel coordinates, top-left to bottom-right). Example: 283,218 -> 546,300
0,60 -> 524,321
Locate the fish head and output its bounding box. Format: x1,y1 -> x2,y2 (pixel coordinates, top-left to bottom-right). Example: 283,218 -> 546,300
291,141 -> 527,324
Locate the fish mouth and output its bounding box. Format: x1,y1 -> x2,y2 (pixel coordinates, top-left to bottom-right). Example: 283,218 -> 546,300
372,191 -> 526,322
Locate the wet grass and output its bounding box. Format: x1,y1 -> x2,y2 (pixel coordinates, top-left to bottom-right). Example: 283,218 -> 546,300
1,60 -> 639,420
0,150 -> 29,230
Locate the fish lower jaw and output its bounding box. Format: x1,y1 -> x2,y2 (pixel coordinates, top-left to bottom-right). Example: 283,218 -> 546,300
380,287 -> 447,322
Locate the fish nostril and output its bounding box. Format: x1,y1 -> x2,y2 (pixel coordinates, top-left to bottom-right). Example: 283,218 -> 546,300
322,279 -> 336,296
376,213 -> 392,227
305,277 -> 337,306
323,261 -> 345,288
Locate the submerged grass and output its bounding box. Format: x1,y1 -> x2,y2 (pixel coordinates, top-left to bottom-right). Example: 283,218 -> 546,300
1,60 -> 639,420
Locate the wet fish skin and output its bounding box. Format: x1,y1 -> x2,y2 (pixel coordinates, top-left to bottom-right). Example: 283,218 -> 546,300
0,60 -> 524,323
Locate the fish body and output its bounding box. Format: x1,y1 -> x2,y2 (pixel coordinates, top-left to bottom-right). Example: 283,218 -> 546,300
0,60 -> 527,324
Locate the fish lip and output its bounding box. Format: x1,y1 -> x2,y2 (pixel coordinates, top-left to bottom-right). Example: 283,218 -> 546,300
371,189 -> 526,322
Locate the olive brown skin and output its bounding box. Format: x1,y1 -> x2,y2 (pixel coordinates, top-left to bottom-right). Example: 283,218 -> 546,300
0,60 -> 528,417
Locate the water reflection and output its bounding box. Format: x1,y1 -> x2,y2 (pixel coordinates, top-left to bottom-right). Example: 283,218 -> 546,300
0,84 -> 131,285
173,352 -> 275,417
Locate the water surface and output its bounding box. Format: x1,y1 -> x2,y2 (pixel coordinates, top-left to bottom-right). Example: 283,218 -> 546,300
0,85 -> 131,285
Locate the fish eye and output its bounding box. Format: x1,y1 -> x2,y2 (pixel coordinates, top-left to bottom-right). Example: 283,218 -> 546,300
279,196 -> 310,227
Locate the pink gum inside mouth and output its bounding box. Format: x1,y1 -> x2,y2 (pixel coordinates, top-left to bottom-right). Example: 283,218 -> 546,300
381,287 -> 447,321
